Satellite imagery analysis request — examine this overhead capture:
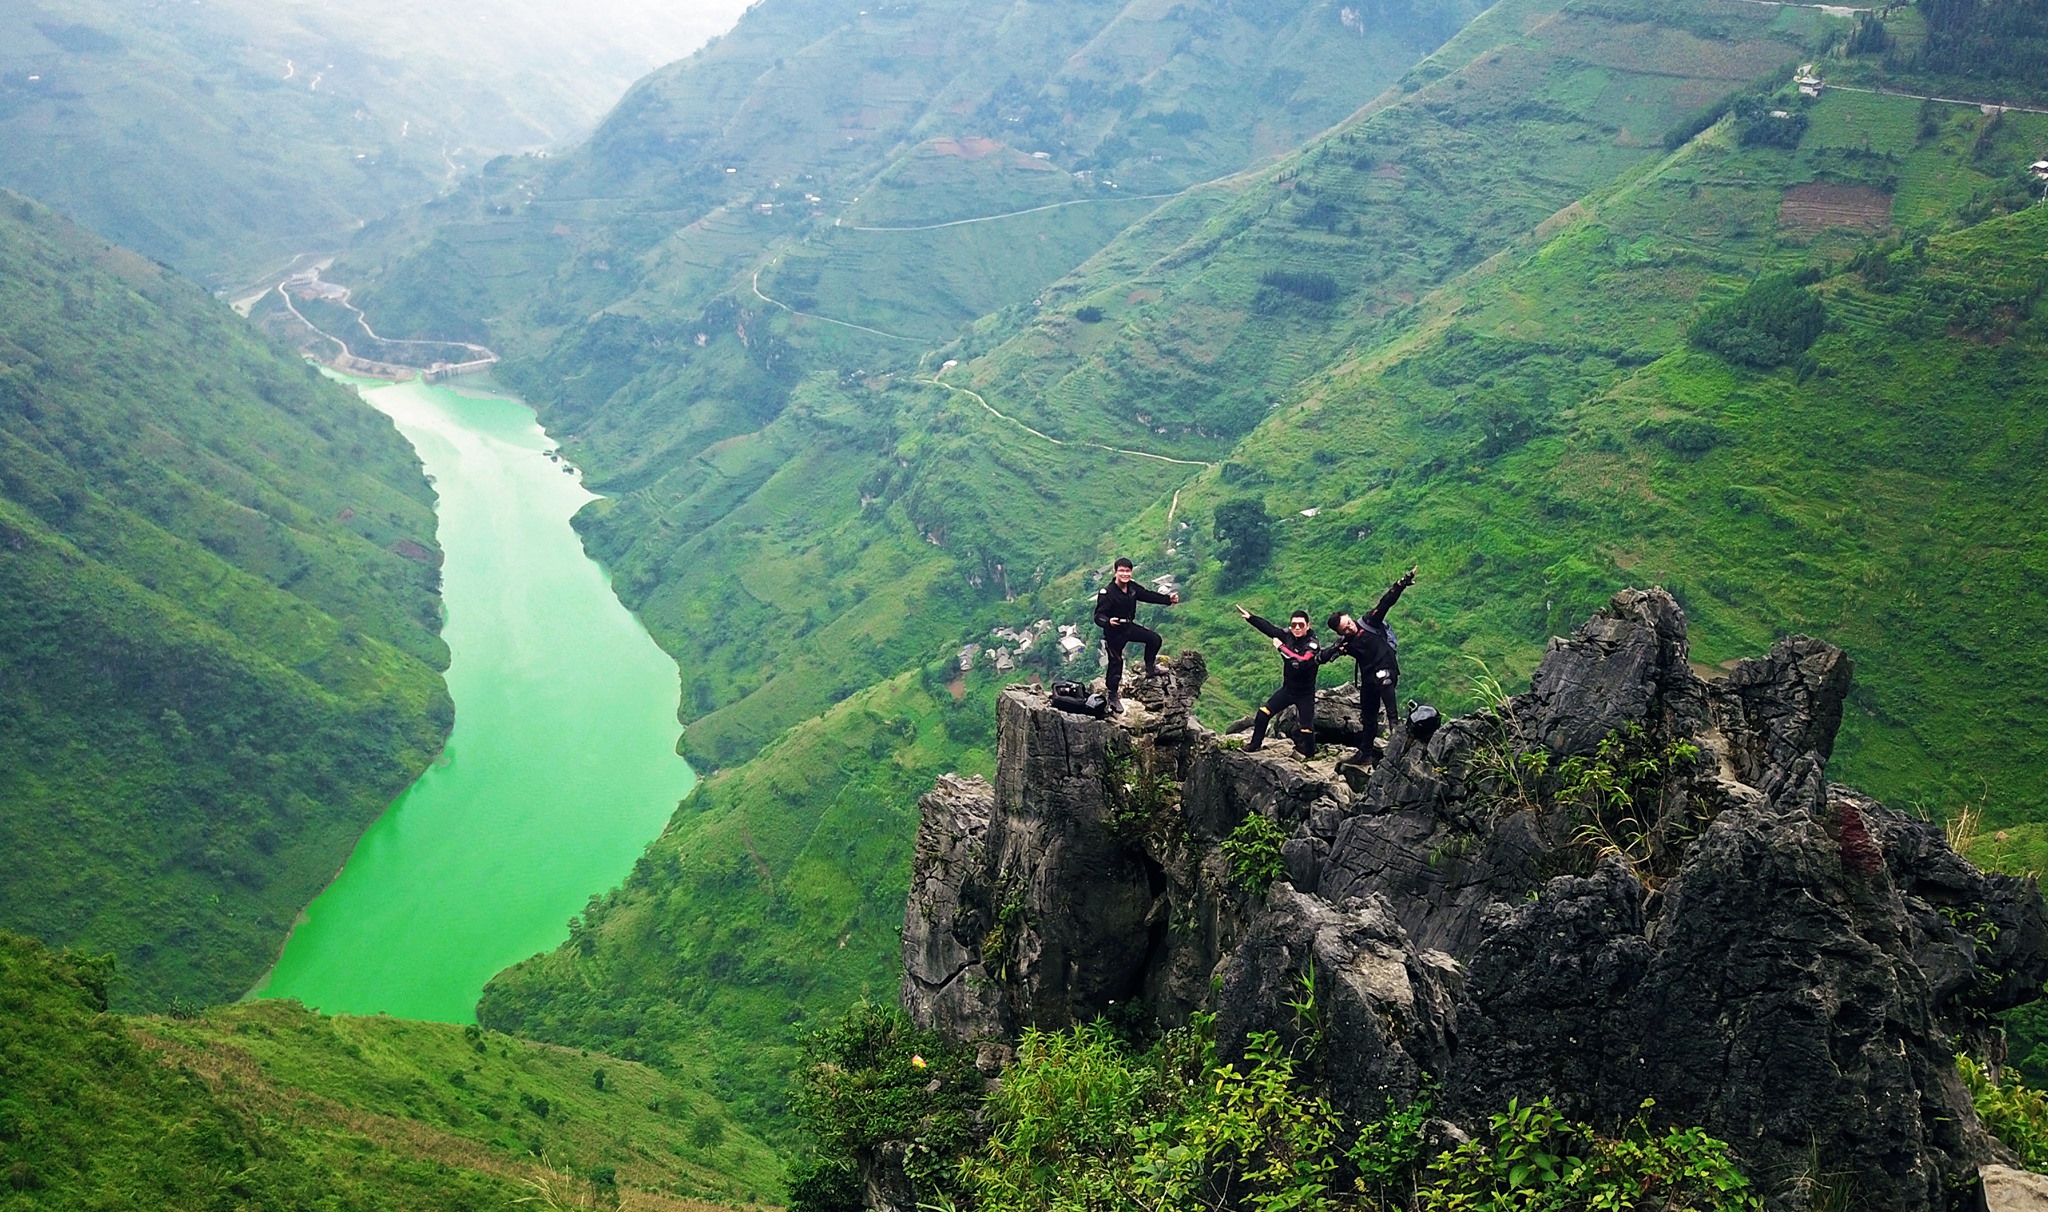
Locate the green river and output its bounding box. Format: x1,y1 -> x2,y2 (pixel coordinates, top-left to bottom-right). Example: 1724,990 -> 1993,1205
256,377 -> 695,1022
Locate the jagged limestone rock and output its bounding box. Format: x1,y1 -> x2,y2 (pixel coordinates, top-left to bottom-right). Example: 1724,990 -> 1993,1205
1212,886 -> 1461,1126
900,774 -> 998,1044
901,589 -> 2048,1211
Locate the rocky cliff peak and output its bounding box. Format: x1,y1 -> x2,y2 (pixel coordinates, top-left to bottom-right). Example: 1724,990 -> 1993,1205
902,589 -> 2048,1210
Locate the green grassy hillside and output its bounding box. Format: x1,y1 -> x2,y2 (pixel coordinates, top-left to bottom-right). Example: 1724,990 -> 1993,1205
333,0 -> 1491,775
416,0 -> 2048,1152
0,930 -> 778,1209
339,0 -> 1488,351
0,192 -> 452,1010
1127,82 -> 2048,807
957,0 -> 1835,457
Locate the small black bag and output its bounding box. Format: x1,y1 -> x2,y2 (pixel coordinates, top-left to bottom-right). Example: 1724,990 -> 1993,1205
1052,689 -> 1109,718
1406,701 -> 1441,744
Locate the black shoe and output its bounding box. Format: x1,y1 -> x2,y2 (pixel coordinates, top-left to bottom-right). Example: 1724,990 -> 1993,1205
1344,749 -> 1374,766
1143,662 -> 1164,678
1107,696 -> 1125,714
1245,739 -> 1263,752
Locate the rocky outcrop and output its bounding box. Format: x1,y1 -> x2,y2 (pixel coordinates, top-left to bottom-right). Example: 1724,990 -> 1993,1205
902,589 -> 2048,1210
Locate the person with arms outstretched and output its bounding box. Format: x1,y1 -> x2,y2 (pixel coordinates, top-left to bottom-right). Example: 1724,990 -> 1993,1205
1236,605 -> 1322,757
1093,557 -> 1179,713
1323,565 -> 1417,765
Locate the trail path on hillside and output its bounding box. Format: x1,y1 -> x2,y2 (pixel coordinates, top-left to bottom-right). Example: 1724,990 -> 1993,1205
277,288 -> 352,360
270,266 -> 496,376
922,374 -> 1214,469
745,155 -> 1292,471
749,267 -> 926,342
835,191 -> 1179,232
1729,0 -> 1877,13
1826,84 -> 2048,115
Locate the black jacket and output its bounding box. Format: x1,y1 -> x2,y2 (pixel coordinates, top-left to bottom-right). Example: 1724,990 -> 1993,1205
1246,614 -> 1321,694
1321,574 -> 1411,683
1094,579 -> 1173,631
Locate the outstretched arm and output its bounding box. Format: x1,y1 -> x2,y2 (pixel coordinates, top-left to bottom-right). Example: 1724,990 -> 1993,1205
1135,585 -> 1178,606
1239,608 -> 1286,641
1367,566 -> 1418,624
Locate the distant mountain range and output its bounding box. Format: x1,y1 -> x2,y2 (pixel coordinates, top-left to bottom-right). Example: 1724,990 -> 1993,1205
0,0 -> 749,284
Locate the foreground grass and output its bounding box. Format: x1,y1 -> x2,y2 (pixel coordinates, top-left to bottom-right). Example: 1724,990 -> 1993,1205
0,929 -> 781,1211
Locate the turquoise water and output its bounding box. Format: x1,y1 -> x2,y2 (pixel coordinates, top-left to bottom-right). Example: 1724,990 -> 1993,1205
256,378 -> 695,1022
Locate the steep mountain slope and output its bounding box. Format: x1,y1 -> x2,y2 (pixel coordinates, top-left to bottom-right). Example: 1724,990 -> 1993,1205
334,0 -> 1496,777
0,192 -> 451,1010
1823,0 -> 2048,107
0,930 -> 781,1208
343,0 -> 1488,352
0,0 -> 747,284
541,0 -> 1828,769
449,0 -> 2016,1145
1143,84 -> 2048,815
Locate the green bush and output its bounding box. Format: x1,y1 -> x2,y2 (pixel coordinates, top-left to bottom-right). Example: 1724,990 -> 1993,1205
793,1003 -> 1762,1212
1731,98 -> 1807,149
1415,1097 -> 1760,1212
787,1002 -> 980,1210
1260,270 -> 1343,303
1687,273 -> 1825,369
960,1016 -> 1346,1212
1215,499 -> 1277,587
1959,1053 -> 2048,1170
1224,813 -> 1291,895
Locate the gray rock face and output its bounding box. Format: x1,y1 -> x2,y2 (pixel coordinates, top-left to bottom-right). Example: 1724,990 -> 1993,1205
901,590 -> 2048,1210
1212,886 -> 1461,1126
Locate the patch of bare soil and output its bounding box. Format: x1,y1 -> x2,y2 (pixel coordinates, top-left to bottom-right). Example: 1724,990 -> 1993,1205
1778,182 -> 1893,232
929,136 -> 1003,159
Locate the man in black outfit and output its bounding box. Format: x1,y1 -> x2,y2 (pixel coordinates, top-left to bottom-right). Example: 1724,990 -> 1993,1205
1322,566 -> 1416,764
1093,557 -> 1179,713
1236,605 -> 1322,757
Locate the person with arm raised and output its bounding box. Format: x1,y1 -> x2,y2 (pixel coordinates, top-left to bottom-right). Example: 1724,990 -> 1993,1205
1236,605 -> 1323,757
1322,565 -> 1417,765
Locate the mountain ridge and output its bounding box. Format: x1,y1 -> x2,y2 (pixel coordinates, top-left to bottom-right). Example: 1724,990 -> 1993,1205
0,190 -> 452,1010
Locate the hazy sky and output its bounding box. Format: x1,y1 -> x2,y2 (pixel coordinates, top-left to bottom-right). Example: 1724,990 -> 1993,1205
192,0 -> 766,140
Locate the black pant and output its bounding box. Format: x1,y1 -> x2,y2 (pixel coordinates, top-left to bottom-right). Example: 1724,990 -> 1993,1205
1361,673 -> 1399,750
1102,623 -> 1161,697
1251,685 -> 1317,755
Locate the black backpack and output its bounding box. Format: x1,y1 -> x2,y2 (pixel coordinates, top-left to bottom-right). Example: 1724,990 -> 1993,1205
1051,681 -> 1108,718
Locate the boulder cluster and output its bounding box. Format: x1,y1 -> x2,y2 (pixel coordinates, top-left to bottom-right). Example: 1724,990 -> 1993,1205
902,589 -> 2048,1211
